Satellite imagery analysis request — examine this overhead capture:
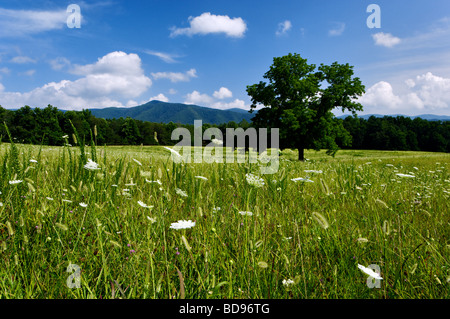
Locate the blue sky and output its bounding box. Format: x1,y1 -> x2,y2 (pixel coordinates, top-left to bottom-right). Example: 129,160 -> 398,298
1,0 -> 450,116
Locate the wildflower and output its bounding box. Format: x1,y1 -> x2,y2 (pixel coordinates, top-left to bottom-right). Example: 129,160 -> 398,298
169,220 -> 196,230
9,180 -> 23,185
62,199 -> 73,203
138,200 -> 153,209
46,197 -> 54,201
304,170 -> 323,174
79,202 -> 88,208
29,159 -> 38,163
357,264 -> 383,280
212,207 -> 221,213
62,135 -> 69,139
145,179 -> 162,185
245,173 -> 265,188
238,211 -> 253,216
146,216 -> 156,224
396,173 -> 415,178
282,279 -> 295,287
211,138 -> 223,146
291,177 -> 314,183
84,159 -> 100,170
175,188 -> 188,197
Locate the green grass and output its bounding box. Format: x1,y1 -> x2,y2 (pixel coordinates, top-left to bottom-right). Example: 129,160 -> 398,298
0,142 -> 448,299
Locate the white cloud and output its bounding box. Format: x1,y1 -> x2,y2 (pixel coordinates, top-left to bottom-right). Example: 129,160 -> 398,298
10,56 -> 36,64
329,22 -> 345,36
358,72 -> 450,114
49,57 -> 71,70
170,12 -> 247,38
0,82 -> 4,93
151,68 -> 197,82
276,20 -> 292,36
21,69 -> 36,76
168,88 -> 177,95
372,32 -> 401,47
184,90 -> 214,105
0,8 -> 67,37
144,50 -> 181,63
211,99 -> 248,110
150,93 -> 169,102
213,87 -> 232,99
358,81 -> 402,110
185,88 -> 250,110
0,51 -> 152,110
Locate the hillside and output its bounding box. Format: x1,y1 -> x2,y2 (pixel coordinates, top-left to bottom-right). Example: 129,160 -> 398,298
88,100 -> 254,125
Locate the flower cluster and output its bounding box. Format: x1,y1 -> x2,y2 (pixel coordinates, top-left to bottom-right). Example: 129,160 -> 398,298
169,220 -> 196,230
245,173 -> 265,188
84,159 -> 100,171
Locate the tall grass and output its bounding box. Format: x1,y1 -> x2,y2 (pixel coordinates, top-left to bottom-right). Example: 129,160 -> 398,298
0,136 -> 448,298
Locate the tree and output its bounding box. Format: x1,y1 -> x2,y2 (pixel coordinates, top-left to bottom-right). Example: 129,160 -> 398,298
246,53 -> 365,161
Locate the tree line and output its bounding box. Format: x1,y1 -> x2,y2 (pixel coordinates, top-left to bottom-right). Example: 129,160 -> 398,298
0,105 -> 448,153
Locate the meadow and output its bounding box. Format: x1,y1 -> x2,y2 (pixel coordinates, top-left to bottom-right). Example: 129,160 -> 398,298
0,138 -> 449,299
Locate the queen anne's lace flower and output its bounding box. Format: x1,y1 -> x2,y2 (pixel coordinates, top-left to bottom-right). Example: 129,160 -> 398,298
169,220 -> 195,230
84,159 -> 100,170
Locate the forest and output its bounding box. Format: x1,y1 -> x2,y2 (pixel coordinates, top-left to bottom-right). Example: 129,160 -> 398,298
0,105 -> 449,153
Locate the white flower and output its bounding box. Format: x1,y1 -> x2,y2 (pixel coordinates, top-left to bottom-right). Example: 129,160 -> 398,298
46,197 -> 54,201
79,202 -> 88,208
138,200 -> 153,209
84,159 -> 100,170
62,199 -> 73,203
304,170 -> 323,174
396,173 -> 415,178
169,220 -> 196,230
132,158 -> 142,166
195,176 -> 208,181
145,179 -> 162,185
147,216 -> 157,224
62,135 -> 69,139
29,159 -> 38,163
211,138 -> 223,146
175,188 -> 188,197
0,202 -> 3,207
238,211 -> 253,216
212,207 -> 221,213
245,173 -> 265,188
282,279 -> 295,287
357,264 -> 383,280
291,177 -> 314,183
9,180 -> 23,185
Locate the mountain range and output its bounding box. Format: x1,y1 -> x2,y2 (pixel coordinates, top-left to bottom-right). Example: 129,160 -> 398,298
88,100 -> 255,125
87,100 -> 450,124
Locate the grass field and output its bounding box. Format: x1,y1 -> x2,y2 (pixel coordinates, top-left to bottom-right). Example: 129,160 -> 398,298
0,141 -> 449,299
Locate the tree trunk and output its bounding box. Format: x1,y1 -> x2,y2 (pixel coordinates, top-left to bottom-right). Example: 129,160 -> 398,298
297,148 -> 305,161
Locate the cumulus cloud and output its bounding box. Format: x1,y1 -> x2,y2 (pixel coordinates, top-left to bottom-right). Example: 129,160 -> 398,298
151,68 -> 197,82
149,93 -> 169,102
0,51 -> 152,110
276,20 -> 292,36
184,88 -> 249,110
185,90 -> 214,105
372,32 -> 401,47
170,12 -> 247,38
328,22 -> 345,36
213,87 -> 232,99
358,72 -> 450,114
0,8 -> 67,37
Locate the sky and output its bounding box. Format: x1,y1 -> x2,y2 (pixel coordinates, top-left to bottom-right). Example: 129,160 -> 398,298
0,0 -> 450,116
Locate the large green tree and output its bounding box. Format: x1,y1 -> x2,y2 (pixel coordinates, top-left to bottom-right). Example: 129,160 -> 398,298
246,53 -> 365,161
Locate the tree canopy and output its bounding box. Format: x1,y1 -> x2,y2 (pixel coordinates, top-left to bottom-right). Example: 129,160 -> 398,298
246,53 -> 365,160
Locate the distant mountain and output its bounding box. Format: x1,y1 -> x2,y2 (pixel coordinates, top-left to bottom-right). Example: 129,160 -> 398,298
88,100 -> 254,125
337,114 -> 450,121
